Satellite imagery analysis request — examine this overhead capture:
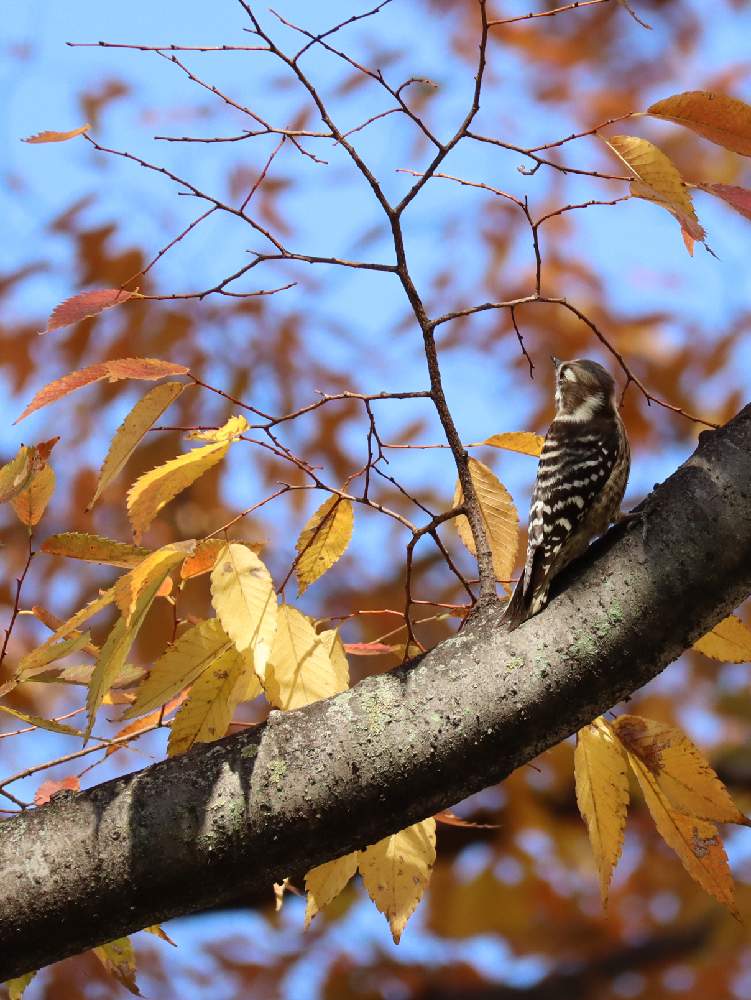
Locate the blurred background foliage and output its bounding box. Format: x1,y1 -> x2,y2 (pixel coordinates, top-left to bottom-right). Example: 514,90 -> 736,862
3,0 -> 751,997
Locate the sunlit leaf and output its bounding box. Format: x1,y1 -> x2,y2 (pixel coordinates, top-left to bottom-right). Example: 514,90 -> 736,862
210,544 -> 277,668
185,414 -> 249,442
0,446 -> 37,503
22,122 -> 91,143
181,538 -> 264,580
11,463 -> 55,526
42,532 -> 150,569
5,971 -> 37,1000
265,605 -> 348,710
295,496 -> 354,595
124,619 -> 235,718
93,937 -> 140,996
34,776 -> 80,805
482,431 -> 544,457
697,183 -> 751,223
647,91 -> 751,156
18,629 -> 93,680
359,818 -> 436,944
114,541 -> 194,625
16,358 -> 188,423
167,643 -> 254,756
304,852 -> 359,927
613,715 -> 748,825
604,135 -> 704,241
693,615 -> 751,663
127,441 -> 228,542
627,751 -> 738,915
574,719 -> 630,905
453,457 -> 519,583
0,704 -> 83,737
39,288 -> 141,335
107,693 -> 188,757
89,381 -> 186,509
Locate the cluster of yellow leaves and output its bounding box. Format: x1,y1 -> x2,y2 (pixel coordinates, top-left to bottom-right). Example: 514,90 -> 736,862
603,90 -> 751,252
304,818 -> 437,944
575,715 -> 749,913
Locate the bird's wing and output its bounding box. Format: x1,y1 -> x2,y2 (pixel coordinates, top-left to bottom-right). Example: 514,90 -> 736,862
522,418 -> 622,599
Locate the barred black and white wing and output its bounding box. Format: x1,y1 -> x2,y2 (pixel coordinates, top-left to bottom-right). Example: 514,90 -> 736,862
502,416 -> 625,629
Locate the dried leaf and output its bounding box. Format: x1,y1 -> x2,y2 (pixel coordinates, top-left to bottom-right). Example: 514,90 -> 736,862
304,852 -> 359,926
482,431 -> 544,457
575,719 -> 630,904
34,776 -> 80,805
181,538 -> 264,580
18,629 -> 93,680
647,91 -> 751,156
124,619 -> 236,718
604,135 -> 704,241
93,937 -> 141,996
42,532 -> 150,569
16,358 -> 188,423
144,925 -> 177,946
210,544 -> 277,667
295,496 -> 354,595
23,122 -> 91,143
185,414 -> 249,442
114,541 -> 194,626
613,715 -> 748,825
167,643 -> 254,756
693,615 -> 751,663
627,751 -> 738,915
265,605 -> 348,709
127,442 -> 228,542
0,704 -> 82,737
107,692 -> 187,757
343,641 -> 394,656
40,288 -> 140,335
11,463 -> 55,525
434,810 -> 499,829
697,183 -> 751,223
0,446 -> 37,503
89,381 -> 186,509
453,457 -> 519,583
359,818 -> 436,944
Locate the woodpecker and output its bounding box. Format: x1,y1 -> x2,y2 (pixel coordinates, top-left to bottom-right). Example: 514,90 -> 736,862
502,356 -> 630,630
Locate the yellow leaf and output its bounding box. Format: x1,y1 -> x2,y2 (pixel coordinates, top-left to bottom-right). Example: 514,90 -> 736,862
304,852 -> 359,927
453,457 -> 519,583
359,818 -> 436,944
0,703 -> 82,737
89,381 -> 185,509
604,135 -> 704,241
124,618 -> 236,718
42,532 -> 150,569
167,644 -> 252,755
114,541 -> 194,626
10,463 -> 55,526
482,431 -> 544,457
0,446 -> 37,503
127,441 -> 228,542
574,719 -> 630,905
87,564 -> 174,736
265,605 -> 347,710
693,615 -> 751,663
18,629 -> 93,680
318,627 -> 350,690
613,715 -> 747,825
647,91 -> 751,157
5,971 -> 37,1000
144,924 -> 176,946
627,751 -> 737,915
30,587 -> 115,662
186,414 -> 249,442
93,937 -> 140,996
23,122 -> 91,143
210,543 -> 277,666
295,496 -> 354,595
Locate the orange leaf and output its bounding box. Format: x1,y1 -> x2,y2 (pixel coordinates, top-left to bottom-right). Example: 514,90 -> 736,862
698,183 -> 751,223
22,123 -> 91,143
16,358 -> 189,423
34,775 -> 80,805
40,288 -> 140,335
434,809 -> 499,829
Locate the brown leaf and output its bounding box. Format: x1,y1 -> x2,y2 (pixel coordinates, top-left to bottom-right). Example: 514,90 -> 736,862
698,183 -> 751,223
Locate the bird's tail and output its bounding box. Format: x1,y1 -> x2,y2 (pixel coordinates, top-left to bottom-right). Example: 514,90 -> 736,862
500,575 -> 529,631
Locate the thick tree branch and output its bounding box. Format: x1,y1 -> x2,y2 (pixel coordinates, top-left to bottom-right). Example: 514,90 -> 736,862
2,406 -> 751,979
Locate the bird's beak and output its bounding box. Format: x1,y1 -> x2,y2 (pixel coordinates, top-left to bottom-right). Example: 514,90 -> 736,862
550,355 -> 562,370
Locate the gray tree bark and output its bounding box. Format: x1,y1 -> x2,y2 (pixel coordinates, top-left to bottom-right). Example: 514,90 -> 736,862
2,405 -> 751,981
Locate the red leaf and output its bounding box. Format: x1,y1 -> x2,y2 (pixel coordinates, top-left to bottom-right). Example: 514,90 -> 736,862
435,809 -> 500,829
16,358 -> 189,423
41,288 -> 139,334
343,641 -> 395,656
699,182 -> 751,223
34,775 -> 80,805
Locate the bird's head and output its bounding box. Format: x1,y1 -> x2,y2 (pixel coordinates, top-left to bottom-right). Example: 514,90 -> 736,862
551,356 -> 617,421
